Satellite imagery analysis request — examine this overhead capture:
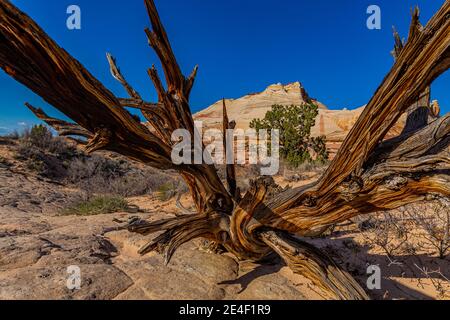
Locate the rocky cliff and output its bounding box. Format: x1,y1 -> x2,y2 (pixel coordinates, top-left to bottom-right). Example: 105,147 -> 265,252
194,82 -> 406,158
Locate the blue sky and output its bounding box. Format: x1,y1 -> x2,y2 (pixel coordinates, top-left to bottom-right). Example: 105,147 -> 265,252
0,0 -> 448,134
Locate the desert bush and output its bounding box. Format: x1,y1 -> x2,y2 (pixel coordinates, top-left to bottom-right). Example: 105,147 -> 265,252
14,125 -> 78,178
232,164 -> 264,194
22,125 -> 52,149
62,195 -> 130,216
406,199 -> 450,259
156,183 -> 176,201
109,167 -> 185,198
361,212 -> 409,259
7,130 -> 20,140
67,155 -> 127,199
280,158 -> 329,182
0,130 -> 19,141
15,145 -> 70,179
414,264 -> 450,299
250,103 -> 329,167
66,155 -> 127,183
66,155 -> 184,199
20,124 -> 77,157
360,200 -> 450,261
156,180 -> 188,201
12,124 -> 187,200
107,169 -> 154,197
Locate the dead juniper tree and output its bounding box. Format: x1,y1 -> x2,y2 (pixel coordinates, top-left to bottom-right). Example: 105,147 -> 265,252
1,0 -> 449,300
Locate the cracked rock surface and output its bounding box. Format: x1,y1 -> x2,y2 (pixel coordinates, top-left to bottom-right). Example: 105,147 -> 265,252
0,207 -> 308,300
0,143 -> 309,300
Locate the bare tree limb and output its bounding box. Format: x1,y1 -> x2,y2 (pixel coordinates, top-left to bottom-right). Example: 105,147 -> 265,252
106,53 -> 142,101
1,0 -> 449,300
25,103 -> 92,139
260,230 -> 370,300
222,99 -> 238,200
316,3 -> 450,196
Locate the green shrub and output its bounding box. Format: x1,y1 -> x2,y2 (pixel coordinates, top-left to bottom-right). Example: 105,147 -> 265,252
62,195 -> 130,216
12,124 -> 186,199
155,180 -> 188,202
250,104 -> 329,168
66,155 -> 182,198
20,124 -> 77,157
14,125 -> 78,178
27,124 -> 53,149
156,182 -> 178,201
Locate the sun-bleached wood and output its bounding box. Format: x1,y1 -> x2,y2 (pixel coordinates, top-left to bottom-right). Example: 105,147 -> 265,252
1,0 -> 449,300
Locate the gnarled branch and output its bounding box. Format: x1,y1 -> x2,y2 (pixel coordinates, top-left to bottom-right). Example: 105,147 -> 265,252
316,3 -> 450,196
25,103 -> 92,140
222,99 -> 238,200
1,0 -> 449,300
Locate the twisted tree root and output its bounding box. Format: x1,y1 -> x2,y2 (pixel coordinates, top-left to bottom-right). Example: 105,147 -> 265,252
260,230 -> 369,300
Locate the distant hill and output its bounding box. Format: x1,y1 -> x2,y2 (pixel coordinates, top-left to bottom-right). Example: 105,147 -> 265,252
195,82 -> 326,131
194,82 -> 406,158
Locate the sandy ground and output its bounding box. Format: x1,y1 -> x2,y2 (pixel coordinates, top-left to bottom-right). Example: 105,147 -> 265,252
0,140 -> 449,300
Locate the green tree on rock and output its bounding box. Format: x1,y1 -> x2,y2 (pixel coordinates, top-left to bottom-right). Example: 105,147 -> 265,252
250,103 -> 329,167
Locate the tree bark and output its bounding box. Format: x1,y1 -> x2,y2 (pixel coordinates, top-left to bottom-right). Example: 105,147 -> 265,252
1,0 -> 449,300
0,0 -> 233,216
260,230 -> 369,300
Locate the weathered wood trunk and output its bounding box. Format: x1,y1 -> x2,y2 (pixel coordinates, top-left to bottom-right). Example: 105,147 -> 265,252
1,0 -> 449,300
